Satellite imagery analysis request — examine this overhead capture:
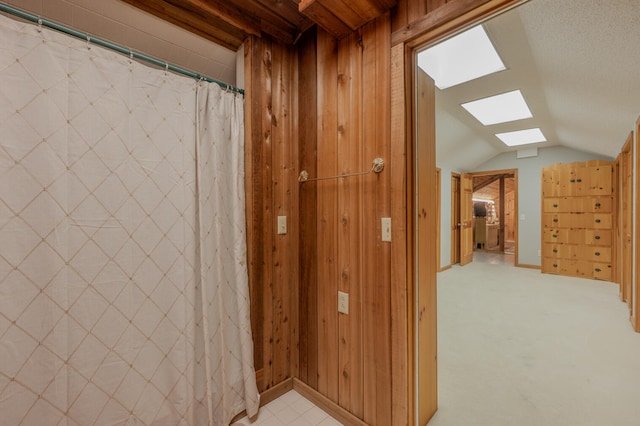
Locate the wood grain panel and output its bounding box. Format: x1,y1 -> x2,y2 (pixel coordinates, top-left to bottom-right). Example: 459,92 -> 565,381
620,133 -> 632,306
634,117 -> 640,332
390,41 -> 411,426
336,30 -> 363,416
245,35 -> 300,392
392,0 -> 522,46
416,66 -> 438,426
316,28 -> 341,403
297,28 -> 319,389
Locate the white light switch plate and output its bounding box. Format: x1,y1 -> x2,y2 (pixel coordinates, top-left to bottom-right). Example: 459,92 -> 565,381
277,216 -> 287,234
338,291 -> 349,315
381,217 -> 391,242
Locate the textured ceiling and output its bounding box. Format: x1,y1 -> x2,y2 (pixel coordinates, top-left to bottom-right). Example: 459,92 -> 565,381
435,0 -> 640,171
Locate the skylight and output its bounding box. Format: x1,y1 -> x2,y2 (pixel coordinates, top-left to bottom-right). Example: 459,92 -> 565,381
417,25 -> 506,89
461,90 -> 532,125
496,128 -> 547,146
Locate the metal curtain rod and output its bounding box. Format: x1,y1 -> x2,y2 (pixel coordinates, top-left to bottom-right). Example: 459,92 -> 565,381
298,158 -> 385,183
0,2 -> 244,95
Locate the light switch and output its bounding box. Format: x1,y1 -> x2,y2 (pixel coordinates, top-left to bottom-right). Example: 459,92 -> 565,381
381,217 -> 391,242
277,216 -> 287,234
338,291 -> 349,315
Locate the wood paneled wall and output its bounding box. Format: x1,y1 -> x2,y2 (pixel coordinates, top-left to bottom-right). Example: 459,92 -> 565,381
244,35 -> 300,391
298,16 -> 396,425
244,0 -> 522,424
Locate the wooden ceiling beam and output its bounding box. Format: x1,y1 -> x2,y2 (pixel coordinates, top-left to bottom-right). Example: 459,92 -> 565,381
121,0 -> 246,50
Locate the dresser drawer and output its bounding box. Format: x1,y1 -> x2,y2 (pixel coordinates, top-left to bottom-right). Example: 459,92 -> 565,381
543,244 -> 611,262
543,197 -> 612,213
543,229 -> 612,246
542,213 -> 612,229
543,258 -> 612,281
591,263 -> 612,281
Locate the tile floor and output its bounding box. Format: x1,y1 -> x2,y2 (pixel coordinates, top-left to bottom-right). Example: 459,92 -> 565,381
231,390 -> 343,426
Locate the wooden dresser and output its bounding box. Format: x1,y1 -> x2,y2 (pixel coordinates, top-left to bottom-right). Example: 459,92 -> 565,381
541,160 -> 614,281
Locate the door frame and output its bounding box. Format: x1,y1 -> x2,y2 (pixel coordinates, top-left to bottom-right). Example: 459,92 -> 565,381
467,169 -> 519,265
390,1 -> 524,424
451,173 -> 461,265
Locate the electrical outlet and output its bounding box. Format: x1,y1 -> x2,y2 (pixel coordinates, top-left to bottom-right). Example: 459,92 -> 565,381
338,291 -> 349,315
381,217 -> 391,242
277,216 -> 287,235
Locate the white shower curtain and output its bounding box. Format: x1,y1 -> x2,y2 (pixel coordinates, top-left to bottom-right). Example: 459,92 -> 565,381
0,13 -> 258,425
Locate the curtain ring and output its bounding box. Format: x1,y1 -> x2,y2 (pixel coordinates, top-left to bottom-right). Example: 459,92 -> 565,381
86,35 -> 91,49
37,18 -> 42,32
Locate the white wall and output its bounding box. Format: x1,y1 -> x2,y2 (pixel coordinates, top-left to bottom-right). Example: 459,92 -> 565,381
4,0 -> 237,85
471,146 -> 613,266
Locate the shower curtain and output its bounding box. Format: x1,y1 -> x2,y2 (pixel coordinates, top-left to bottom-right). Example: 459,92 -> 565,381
0,13 -> 258,425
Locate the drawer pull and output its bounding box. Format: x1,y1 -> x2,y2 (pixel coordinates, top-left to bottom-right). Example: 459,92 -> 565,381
553,264 -> 558,268
594,235 -> 601,240
595,219 -> 601,223
553,203 -> 559,208
553,249 -> 558,253
595,268 -> 602,272
595,203 -> 601,207
577,178 -> 582,183
570,179 -> 576,183
553,218 -> 559,222
595,252 -> 601,256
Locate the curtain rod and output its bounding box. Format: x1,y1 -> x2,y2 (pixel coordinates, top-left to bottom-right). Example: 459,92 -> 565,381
0,2 -> 244,95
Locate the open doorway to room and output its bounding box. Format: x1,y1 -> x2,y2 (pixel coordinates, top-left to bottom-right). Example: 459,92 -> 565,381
470,170 -> 517,265
449,170 -> 518,267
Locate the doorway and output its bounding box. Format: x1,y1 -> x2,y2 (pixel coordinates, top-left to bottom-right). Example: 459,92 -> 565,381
471,170 -> 517,265
449,170 -> 518,266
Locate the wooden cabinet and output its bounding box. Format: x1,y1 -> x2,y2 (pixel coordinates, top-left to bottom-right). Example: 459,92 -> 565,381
541,161 -> 615,281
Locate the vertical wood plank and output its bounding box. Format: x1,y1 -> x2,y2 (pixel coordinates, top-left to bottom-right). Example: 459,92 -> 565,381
260,38 -> 276,389
349,28 -> 365,418
390,41 -> 411,426
288,40 -> 301,383
271,41 -> 288,386
416,66 -> 438,425
373,14 -> 393,426
362,14 -> 393,426
633,118 -> 640,331
298,28 -> 319,389
337,29 -> 364,418
245,36 -> 267,389
316,28 -> 340,403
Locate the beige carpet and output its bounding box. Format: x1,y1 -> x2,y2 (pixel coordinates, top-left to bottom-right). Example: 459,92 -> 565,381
428,261 -> 640,426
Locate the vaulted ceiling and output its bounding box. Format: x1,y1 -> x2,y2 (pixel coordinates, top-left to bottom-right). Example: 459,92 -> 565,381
435,0 -> 640,171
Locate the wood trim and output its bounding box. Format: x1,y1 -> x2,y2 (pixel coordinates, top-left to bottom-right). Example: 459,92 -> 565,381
436,167 -> 441,272
293,378 -> 369,426
516,264 -> 541,270
438,264 -> 452,272
390,41 -> 411,426
392,0 -> 523,47
468,169 -> 518,264
230,377 -> 294,424
450,173 -> 461,266
633,117 -> 640,331
259,377 -> 295,406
